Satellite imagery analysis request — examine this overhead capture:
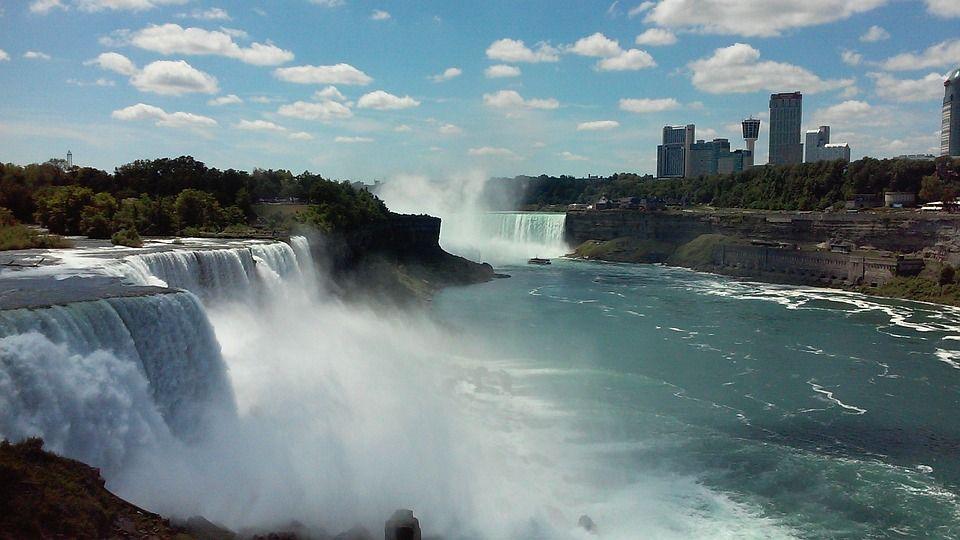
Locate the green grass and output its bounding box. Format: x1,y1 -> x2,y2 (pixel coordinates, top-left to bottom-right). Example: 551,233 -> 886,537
571,237 -> 676,263
0,225 -> 70,251
667,234 -> 740,269
867,276 -> 960,306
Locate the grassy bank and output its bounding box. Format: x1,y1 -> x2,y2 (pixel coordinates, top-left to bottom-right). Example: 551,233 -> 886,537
0,225 -> 70,251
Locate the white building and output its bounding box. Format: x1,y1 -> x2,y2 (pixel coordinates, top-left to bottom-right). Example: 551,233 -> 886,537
805,126 -> 851,163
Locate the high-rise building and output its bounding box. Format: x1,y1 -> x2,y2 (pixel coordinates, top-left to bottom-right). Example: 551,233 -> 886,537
943,67 -> 960,157
657,124 -> 694,178
742,118 -> 761,167
769,92 -> 804,165
805,126 -> 851,163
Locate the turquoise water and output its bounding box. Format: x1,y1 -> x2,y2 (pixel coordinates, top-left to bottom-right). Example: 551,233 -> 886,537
433,260 -> 960,538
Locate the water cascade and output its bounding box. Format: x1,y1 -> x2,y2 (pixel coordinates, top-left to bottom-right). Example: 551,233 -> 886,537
442,212 -> 570,264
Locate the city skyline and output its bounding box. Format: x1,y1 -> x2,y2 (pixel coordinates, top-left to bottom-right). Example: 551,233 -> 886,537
0,0 -> 958,180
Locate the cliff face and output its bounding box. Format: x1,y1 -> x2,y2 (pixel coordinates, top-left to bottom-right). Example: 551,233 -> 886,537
302,214 -> 495,304
566,210 -> 960,257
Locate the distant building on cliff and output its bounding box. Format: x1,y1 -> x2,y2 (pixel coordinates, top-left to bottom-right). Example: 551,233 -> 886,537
943,67 -> 960,157
687,138 -> 751,177
657,124 -> 694,178
769,92 -> 804,165
805,126 -> 851,163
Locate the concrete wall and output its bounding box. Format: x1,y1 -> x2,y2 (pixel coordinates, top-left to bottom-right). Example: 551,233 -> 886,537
713,244 -> 897,286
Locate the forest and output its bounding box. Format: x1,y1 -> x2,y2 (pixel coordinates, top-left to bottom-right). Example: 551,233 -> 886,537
491,156 -> 960,211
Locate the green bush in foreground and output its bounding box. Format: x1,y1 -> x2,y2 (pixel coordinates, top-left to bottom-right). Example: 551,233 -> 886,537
110,228 -> 142,248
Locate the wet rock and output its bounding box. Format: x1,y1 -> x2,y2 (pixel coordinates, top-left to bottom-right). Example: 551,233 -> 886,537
384,509 -> 421,540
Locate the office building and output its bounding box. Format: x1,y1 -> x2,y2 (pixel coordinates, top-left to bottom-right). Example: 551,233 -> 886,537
657,124 -> 695,178
943,66 -> 960,157
805,125 -> 851,163
769,92 -> 804,165
685,138 -> 751,177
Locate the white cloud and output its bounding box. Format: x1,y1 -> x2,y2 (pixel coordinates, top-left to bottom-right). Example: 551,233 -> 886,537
689,43 -> 853,94
469,146 -> 518,158
0,50 -> 10,62
430,67 -> 462,83
394,124 -> 412,132
841,50 -> 862,66
597,49 -> 656,71
335,136 -> 374,143
483,90 -> 559,110
869,72 -> 946,103
111,103 -> 217,129
274,64 -> 372,85
925,0 -> 960,17
29,0 -> 65,14
130,24 -> 293,66
75,0 -> 190,12
85,52 -> 138,76
628,2 -> 654,17
370,9 -> 390,20
67,77 -> 115,87
859,25 -> 889,43
23,51 -> 52,60
635,28 -> 677,46
644,0 -> 886,37
619,97 -> 680,113
208,94 -> 243,106
130,60 -> 219,95
559,151 -> 588,161
277,100 -> 353,121
357,90 -> 420,110
881,39 -> 960,71
438,123 -> 462,135
289,132 -> 313,140
179,7 -> 231,20
577,120 -> 620,131
315,85 -> 347,101
812,100 -> 895,128
235,119 -> 287,132
485,64 -> 521,78
310,0 -> 344,6
569,32 -> 622,58
486,38 -> 559,63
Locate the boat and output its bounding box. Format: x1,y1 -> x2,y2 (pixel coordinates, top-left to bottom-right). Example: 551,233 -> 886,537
528,257 -> 551,265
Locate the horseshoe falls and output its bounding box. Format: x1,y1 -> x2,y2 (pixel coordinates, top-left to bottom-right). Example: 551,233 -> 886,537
1,236 -> 959,539
440,212 -> 570,264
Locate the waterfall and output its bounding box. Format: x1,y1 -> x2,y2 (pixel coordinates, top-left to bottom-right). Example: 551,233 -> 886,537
0,291 -> 233,470
442,212 -> 570,264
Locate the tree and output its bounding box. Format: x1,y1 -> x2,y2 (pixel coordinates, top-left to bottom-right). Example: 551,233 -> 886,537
33,186 -> 94,235
174,189 -> 224,232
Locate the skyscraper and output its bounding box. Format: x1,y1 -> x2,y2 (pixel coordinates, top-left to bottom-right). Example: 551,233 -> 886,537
943,67 -> 960,157
742,117 -> 761,167
657,124 -> 694,178
769,92 -> 803,165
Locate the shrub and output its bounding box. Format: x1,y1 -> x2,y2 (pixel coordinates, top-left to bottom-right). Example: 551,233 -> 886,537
110,228 -> 142,248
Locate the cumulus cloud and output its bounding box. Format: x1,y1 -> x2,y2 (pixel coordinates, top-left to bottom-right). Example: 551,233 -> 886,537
315,85 -> 347,101
85,52 -> 138,75
841,50 -> 862,66
235,119 -> 287,132
577,120 -> 620,131
335,136 -> 374,143
23,51 -> 52,60
644,0 -> 886,37
438,123 -> 462,135
558,151 -> 588,161
178,7 -> 230,20
130,24 -> 293,66
811,100 -> 895,128
881,39 -> 960,71
111,103 -> 217,129
277,100 -> 353,121
130,60 -> 218,95
869,72 -> 947,103
468,146 -> 518,158
485,64 -> 521,78
619,97 -> 680,113
0,50 -> 9,62
486,38 -> 559,63
635,28 -> 677,46
394,124 -> 412,132
483,90 -> 559,110
274,63 -> 372,85
430,67 -> 462,82
598,49 -> 656,71
357,91 -> 420,110
569,32 -> 623,57
29,0 -> 65,14
370,9 -> 390,20
925,0 -> 960,17
628,1 -> 654,17
859,25 -> 889,43
208,94 -> 243,106
289,132 -> 313,140
565,33 -> 655,71
689,43 -> 853,94
310,0 -> 344,6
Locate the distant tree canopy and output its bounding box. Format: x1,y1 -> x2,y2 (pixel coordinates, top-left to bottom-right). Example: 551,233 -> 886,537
490,157 -> 960,211
0,155 -> 391,239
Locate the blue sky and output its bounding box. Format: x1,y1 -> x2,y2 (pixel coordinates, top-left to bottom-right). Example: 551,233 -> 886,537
0,0 -> 958,180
